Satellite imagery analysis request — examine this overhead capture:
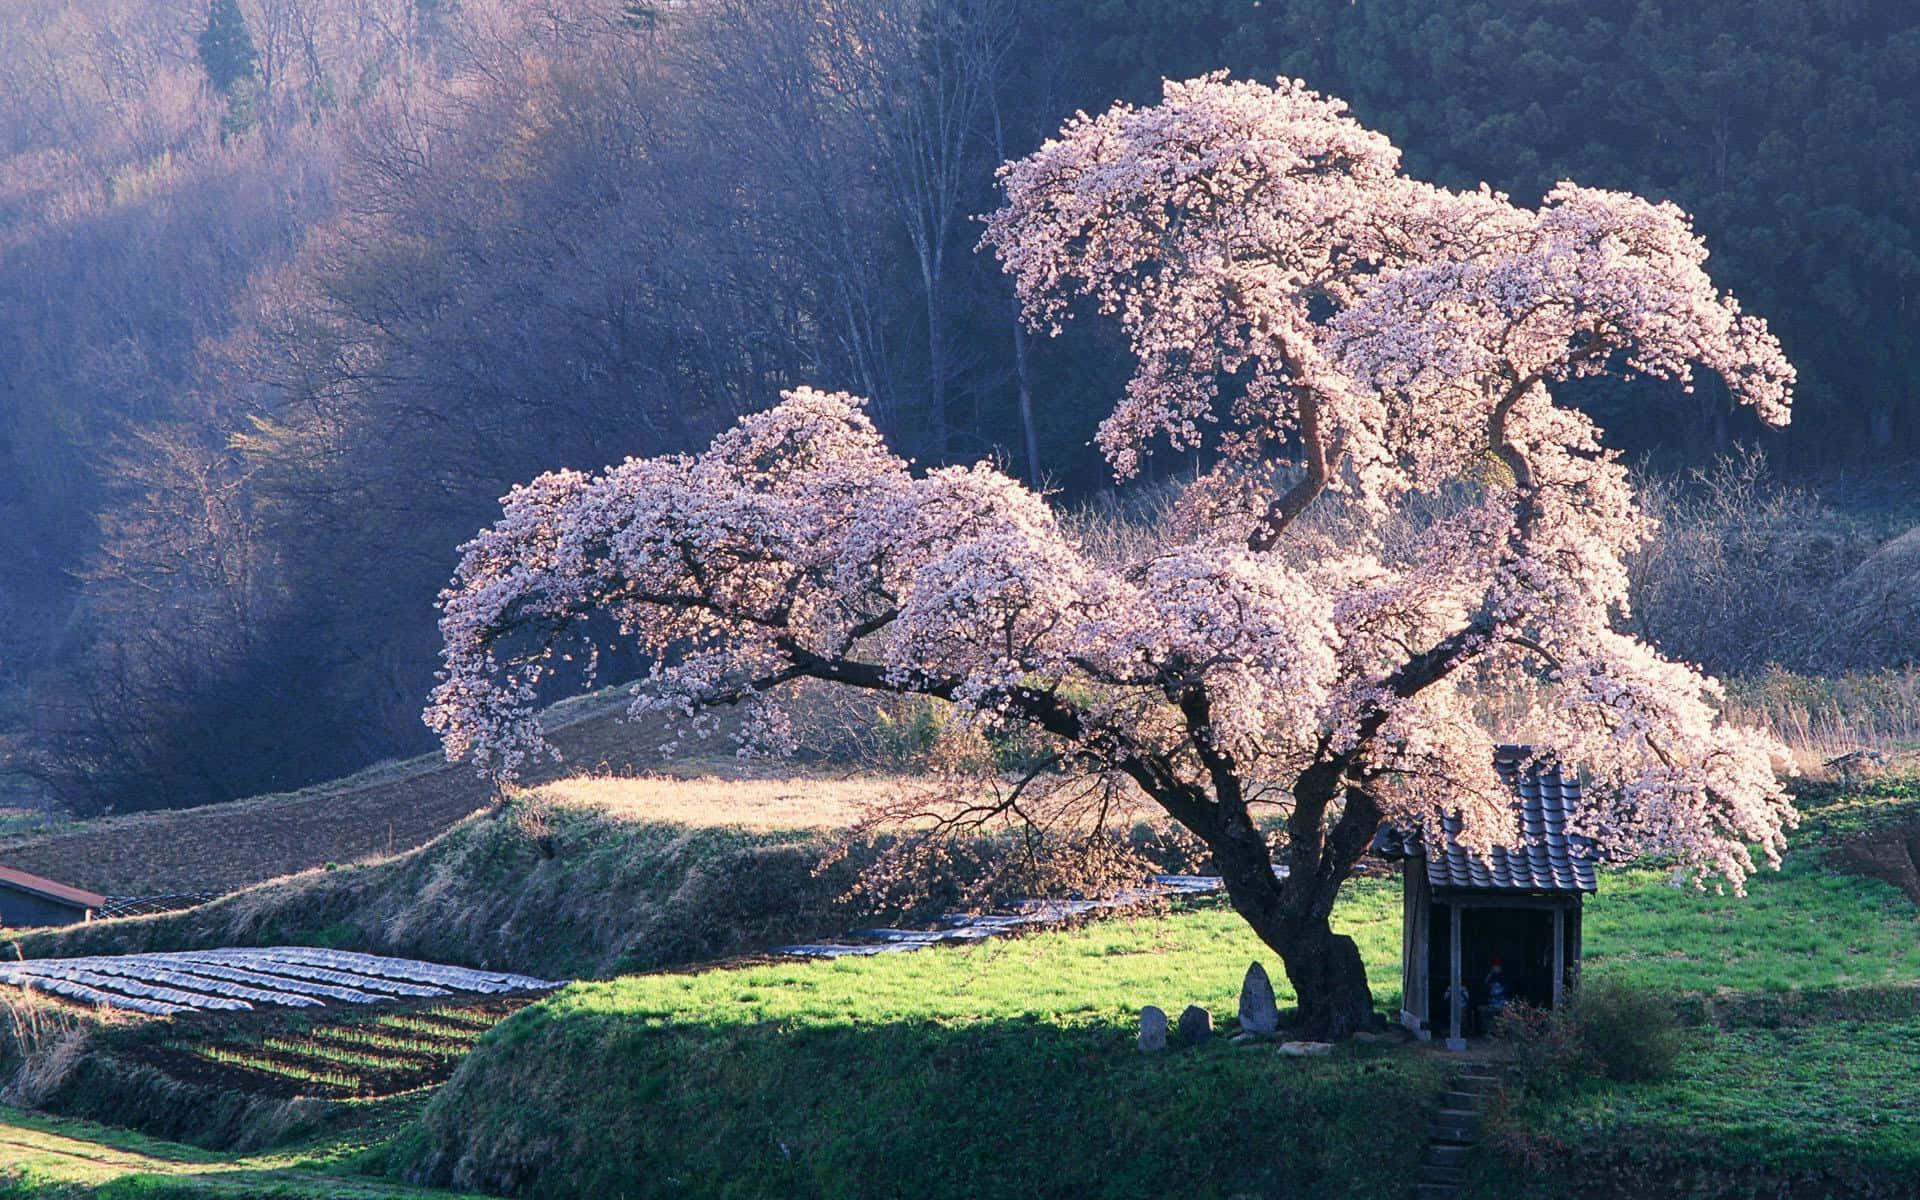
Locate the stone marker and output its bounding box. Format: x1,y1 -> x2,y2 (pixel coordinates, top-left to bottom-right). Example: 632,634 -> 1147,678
1139,1005 -> 1168,1051
1177,1004 -> 1213,1045
1238,961 -> 1280,1035
1278,1040 -> 1333,1057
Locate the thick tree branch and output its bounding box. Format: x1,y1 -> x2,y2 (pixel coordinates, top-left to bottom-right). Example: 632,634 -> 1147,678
1247,388 -> 1332,552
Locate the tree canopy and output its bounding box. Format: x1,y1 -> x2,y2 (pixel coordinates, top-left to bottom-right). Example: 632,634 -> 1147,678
428,75 -> 1798,1037
196,0 -> 257,95
5,0 -> 1912,817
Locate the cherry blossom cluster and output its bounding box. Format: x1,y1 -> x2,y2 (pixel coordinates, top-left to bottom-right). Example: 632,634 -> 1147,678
432,75 -> 1799,892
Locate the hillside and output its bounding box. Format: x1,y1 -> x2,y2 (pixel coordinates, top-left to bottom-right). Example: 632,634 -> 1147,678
7,0 -> 1919,824
403,842 -> 1920,1199
0,694 -> 777,896
8,794 -> 878,984
0,757 -> 1916,1197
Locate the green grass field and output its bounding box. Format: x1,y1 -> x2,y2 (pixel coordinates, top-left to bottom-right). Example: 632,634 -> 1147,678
1582,862 -> 1920,995
1468,834 -> 1920,1198
401,881 -> 1451,1200
0,1104 -> 460,1199
394,806 -> 1920,1200
4,775 -> 1917,1199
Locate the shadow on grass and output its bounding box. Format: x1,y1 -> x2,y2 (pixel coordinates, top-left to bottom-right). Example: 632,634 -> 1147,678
406,1006 -> 1450,1200
1476,984 -> 1920,1200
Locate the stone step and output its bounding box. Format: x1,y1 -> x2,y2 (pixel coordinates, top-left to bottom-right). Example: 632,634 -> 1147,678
1428,1118 -> 1477,1144
1428,1143 -> 1470,1168
1411,1184 -> 1459,1200
1454,1071 -> 1499,1090
1419,1163 -> 1467,1186
1443,1089 -> 1480,1109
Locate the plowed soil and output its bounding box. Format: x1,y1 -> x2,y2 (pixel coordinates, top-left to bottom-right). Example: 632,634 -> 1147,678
0,699 -> 750,895
123,994 -> 542,1101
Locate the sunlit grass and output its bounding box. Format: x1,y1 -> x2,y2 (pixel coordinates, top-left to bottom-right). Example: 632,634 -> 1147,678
521,774 -> 926,831
1581,860 -> 1920,994
540,878 -> 1403,1029
0,1104 -> 457,1198
411,885 -> 1437,1200
414,815 -> 1920,1199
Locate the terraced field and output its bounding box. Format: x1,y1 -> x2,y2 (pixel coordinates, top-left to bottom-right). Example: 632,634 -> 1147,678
0,694 -> 755,895
136,997 -> 537,1101
0,987 -> 554,1168
0,947 -> 561,1015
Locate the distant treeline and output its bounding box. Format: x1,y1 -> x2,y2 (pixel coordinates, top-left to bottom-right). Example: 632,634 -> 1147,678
0,0 -> 1914,813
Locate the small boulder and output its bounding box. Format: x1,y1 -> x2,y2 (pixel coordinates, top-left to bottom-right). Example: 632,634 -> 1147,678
1278,1040 -> 1333,1057
1177,1004 -> 1213,1045
1138,1005 -> 1168,1052
1351,1028 -> 1406,1045
1238,962 -> 1280,1035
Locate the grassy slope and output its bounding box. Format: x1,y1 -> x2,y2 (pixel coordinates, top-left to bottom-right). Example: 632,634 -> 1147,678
10,844 -> 1914,1200
1474,1018 -> 1920,1198
1470,787 -> 1920,1199
4,800 -> 869,983
402,883 -> 1449,1200
394,786 -> 1920,1200
1,772 -> 1137,981
0,1104 -> 467,1200
4,720 -> 1916,1200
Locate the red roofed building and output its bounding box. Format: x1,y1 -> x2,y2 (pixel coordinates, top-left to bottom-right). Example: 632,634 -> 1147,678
0,864 -> 105,928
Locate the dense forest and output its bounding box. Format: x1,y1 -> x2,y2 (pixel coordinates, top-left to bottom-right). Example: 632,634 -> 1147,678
1,0 -> 1915,814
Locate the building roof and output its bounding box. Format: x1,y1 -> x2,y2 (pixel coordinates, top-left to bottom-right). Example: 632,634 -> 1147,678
0,864 -> 108,910
1372,745 -> 1598,894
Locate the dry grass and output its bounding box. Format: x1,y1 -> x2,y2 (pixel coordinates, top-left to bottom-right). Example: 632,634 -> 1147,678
0,671 -> 1164,901
14,647 -> 1911,903
523,774 -> 944,832
0,990 -> 107,1107
1723,667 -> 1920,775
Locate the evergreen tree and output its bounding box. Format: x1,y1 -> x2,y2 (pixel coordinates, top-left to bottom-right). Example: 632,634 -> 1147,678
197,0 -> 258,95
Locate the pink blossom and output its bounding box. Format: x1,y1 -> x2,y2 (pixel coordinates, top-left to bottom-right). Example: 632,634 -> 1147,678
430,73 -> 1798,968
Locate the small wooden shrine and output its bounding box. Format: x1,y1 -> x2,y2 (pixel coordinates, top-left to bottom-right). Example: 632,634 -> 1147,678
1373,746 -> 1597,1050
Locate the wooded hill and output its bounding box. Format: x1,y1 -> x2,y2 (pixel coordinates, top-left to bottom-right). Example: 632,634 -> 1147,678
1,0 -> 1915,814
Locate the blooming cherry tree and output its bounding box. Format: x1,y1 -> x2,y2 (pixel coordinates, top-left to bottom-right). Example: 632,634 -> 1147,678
428,75 -> 1798,1037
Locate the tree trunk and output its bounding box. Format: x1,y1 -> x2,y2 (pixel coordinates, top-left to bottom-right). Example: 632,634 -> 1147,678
1013,308 -> 1040,488
1203,808 -> 1379,1040
1266,917 -> 1375,1040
